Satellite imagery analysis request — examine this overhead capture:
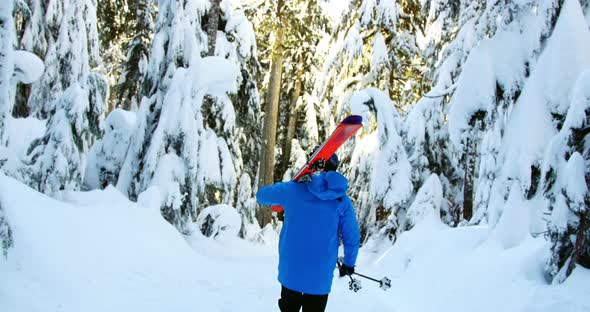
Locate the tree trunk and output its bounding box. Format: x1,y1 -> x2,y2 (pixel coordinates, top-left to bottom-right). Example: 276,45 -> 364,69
571,210 -> 590,272
281,52 -> 304,174
280,0 -> 314,176
207,0 -> 221,56
256,0 -> 285,228
463,136 -> 475,221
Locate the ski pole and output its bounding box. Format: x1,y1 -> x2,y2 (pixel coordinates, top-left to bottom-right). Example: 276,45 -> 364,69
338,261 -> 391,291
352,272 -> 391,291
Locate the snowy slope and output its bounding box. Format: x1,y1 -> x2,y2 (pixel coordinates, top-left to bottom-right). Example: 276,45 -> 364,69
1,175 -> 588,311
0,175 -> 275,311
343,213 -> 590,312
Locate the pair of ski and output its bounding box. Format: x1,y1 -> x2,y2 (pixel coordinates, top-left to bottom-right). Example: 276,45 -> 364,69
271,115 -> 363,212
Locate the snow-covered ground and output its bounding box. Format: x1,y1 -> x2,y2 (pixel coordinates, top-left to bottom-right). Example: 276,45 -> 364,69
0,175 -> 588,312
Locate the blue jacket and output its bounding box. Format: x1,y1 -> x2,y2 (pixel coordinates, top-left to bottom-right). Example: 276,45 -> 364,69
256,171 -> 361,295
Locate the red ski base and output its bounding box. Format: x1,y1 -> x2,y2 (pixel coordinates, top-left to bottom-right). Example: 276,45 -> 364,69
272,115 -> 362,212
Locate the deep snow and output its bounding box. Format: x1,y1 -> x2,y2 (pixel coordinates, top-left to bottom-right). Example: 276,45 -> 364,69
0,175 -> 588,311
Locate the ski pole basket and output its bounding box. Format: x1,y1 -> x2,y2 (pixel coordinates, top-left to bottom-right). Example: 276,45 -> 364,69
349,278 -> 362,292
379,277 -> 391,291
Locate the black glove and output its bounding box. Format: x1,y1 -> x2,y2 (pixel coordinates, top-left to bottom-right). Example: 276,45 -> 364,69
339,263 -> 355,277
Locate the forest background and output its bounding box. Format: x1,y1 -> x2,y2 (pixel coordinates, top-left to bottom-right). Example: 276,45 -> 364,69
0,0 -> 589,285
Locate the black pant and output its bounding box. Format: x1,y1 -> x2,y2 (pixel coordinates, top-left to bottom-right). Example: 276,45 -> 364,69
278,286 -> 329,312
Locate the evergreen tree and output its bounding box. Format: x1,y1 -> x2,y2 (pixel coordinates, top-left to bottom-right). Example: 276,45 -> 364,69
28,0 -> 102,119
25,0 -> 107,195
96,0 -> 128,52
315,0 -> 427,119
0,196 -> 12,258
223,5 -> 262,236
443,0 -> 563,225
347,88 -> 412,242
11,0 -> 34,118
96,0 -> 132,110
0,1 -> 14,259
83,108 -> 136,190
1,0 -> 35,259
117,0 -> 211,233
20,0 -> 51,58
484,0 -> 586,230
235,173 -> 257,238
543,70 -> 590,283
419,0 -> 460,83
0,0 -> 15,147
402,96 -> 461,225
117,0 -> 261,234
0,0 -> 44,179
13,0 -> 54,118
114,0 -> 154,111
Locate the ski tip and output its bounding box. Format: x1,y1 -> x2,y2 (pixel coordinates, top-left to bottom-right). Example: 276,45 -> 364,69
342,115 -> 363,125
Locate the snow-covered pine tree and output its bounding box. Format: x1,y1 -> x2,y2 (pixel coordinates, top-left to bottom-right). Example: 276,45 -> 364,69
25,0 -> 107,195
117,0 -> 211,233
315,0 -> 426,121
442,0 -> 564,225
11,0 -> 33,117
348,88 -> 412,242
484,0 -> 589,233
397,0 -> 472,226
97,0 -> 128,50
402,96 -> 461,225
0,0 -> 42,180
96,0 -> 134,110
117,0 -> 261,235
115,0 -> 154,111
1,0 -> 40,258
235,173 -> 257,238
0,0 -> 15,147
222,4 -> 262,236
20,0 -> 51,58
84,109 -> 136,190
0,0 -> 13,259
28,0 -> 101,119
0,195 -> 12,258
419,0 -> 460,83
543,70 -> 590,284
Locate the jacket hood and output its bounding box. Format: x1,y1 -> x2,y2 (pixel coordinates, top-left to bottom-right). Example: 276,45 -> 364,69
307,171 -> 348,200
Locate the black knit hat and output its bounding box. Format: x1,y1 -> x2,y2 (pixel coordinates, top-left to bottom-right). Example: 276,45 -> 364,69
325,154 -> 339,171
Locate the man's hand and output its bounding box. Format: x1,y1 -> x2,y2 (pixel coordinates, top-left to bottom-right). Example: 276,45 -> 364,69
339,264 -> 355,277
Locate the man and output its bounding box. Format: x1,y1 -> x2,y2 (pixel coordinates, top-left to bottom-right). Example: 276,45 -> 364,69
256,154 -> 361,312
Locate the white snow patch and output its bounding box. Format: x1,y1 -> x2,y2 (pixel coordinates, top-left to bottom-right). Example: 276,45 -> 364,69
406,174 -> 443,228
12,50 -> 44,84
196,204 -> 241,239
491,183 -> 531,249
5,117 -> 45,159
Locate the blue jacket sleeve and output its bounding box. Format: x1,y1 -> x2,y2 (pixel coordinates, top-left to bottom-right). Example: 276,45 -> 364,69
256,182 -> 290,206
339,196 -> 360,267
